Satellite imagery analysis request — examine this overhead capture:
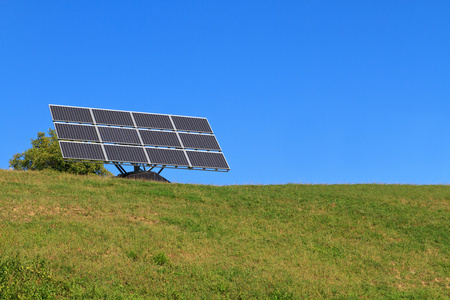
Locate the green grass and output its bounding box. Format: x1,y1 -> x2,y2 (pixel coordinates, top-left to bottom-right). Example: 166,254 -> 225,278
0,169 -> 449,299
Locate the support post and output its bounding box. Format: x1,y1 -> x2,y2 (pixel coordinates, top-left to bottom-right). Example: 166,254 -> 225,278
114,163 -> 126,175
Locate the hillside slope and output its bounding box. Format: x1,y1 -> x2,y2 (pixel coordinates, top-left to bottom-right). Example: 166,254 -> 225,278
0,170 -> 449,299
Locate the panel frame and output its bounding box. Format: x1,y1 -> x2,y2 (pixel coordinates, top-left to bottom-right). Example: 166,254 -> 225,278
50,104 -> 230,171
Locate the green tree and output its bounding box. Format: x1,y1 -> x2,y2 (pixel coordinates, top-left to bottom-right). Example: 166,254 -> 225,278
9,129 -> 112,176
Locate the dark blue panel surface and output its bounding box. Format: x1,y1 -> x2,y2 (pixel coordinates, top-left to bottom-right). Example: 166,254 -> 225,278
187,151 -> 229,169
92,109 -> 134,127
171,116 -> 212,133
179,133 -> 220,151
133,113 -> 174,130
60,141 -> 105,161
55,123 -> 99,142
104,145 -> 148,163
146,148 -> 189,166
50,105 -> 93,124
139,130 -> 181,148
98,127 -> 141,145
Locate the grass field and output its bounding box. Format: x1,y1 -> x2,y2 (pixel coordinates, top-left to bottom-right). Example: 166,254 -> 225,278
0,169 -> 449,299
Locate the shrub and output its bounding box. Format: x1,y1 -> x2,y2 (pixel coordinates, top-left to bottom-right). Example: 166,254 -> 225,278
9,129 -> 111,176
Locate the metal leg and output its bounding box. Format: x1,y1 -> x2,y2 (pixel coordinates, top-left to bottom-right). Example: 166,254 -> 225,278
157,167 -> 165,175
114,163 -> 126,174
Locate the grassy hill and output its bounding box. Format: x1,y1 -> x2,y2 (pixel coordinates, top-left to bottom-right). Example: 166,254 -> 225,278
0,169 -> 448,299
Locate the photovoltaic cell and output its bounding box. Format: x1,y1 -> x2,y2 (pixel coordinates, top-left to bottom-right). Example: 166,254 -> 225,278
146,148 -> 189,166
60,141 -> 105,161
179,133 -> 221,151
92,109 -> 134,127
133,113 -> 174,130
98,127 -> 141,145
50,105 -> 93,124
171,116 -> 213,133
187,151 -> 229,169
139,130 -> 181,148
55,123 -> 100,142
104,145 -> 148,163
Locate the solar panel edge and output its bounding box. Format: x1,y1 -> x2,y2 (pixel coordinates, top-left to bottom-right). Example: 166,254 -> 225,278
50,104 -> 213,121
49,104 -> 56,121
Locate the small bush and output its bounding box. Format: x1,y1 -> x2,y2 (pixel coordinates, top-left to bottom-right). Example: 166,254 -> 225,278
9,129 -> 111,176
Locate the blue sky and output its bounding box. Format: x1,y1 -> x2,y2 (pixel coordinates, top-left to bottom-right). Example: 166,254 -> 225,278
1,1 -> 449,185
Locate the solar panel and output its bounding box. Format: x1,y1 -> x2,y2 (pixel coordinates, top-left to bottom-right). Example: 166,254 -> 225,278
50,104 -> 230,172
179,133 -> 221,151
55,123 -> 100,142
60,141 -> 105,161
187,151 -> 229,169
92,109 -> 134,127
50,105 -> 93,124
171,116 -> 213,133
98,127 -> 141,145
139,130 -> 181,148
133,112 -> 174,130
146,148 -> 189,166
104,145 -> 148,164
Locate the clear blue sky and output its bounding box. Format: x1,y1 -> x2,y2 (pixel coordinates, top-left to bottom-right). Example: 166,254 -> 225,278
1,1 -> 449,185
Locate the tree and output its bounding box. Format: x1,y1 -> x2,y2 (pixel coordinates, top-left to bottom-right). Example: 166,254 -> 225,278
9,129 -> 112,176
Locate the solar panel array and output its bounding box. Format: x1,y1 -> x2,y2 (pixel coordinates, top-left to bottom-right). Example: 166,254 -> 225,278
50,105 -> 230,171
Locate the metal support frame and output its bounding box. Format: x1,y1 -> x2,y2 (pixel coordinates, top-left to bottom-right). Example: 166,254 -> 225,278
114,163 -> 126,174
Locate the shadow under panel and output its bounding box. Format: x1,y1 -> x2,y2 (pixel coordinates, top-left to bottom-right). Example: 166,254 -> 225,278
104,145 -> 148,164
98,127 -> 141,145
59,141 -> 105,161
139,130 -> 181,148
171,116 -> 212,133
186,151 -> 229,169
146,148 -> 189,166
55,123 -> 99,142
92,109 -> 134,127
179,133 -> 221,151
50,105 -> 93,124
